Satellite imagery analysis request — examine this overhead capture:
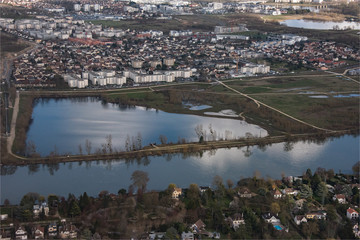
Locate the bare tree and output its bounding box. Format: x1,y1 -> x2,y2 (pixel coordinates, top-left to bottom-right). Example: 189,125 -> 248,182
85,139 -> 92,155
125,135 -> 131,152
106,134 -> 113,153
159,135 -> 167,145
78,144 -> 83,155
136,132 -> 142,150
26,140 -> 38,157
195,124 -> 204,140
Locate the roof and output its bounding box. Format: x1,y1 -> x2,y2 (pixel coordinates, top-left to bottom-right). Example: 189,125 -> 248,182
194,219 -> 206,229
347,208 -> 359,214
335,194 -> 345,199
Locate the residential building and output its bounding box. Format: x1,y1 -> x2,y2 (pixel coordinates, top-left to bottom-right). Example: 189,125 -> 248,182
294,215 -> 307,225
347,208 -> 359,220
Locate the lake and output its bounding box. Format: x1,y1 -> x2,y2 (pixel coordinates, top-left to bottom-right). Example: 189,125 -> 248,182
281,19 -> 360,30
26,98 -> 267,156
1,135 -> 358,204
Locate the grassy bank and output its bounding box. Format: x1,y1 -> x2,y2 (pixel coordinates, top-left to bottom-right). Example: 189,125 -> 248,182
3,130 -> 358,166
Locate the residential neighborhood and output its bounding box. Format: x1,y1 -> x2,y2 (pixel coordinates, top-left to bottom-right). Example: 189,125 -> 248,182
1,169 -> 359,239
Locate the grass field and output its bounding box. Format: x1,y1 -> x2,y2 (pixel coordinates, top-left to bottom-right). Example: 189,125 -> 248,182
0,32 -> 30,57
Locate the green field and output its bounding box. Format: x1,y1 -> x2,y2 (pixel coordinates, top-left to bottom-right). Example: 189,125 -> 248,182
0,32 -> 30,56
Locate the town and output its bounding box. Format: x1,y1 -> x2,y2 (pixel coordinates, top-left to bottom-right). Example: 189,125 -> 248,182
0,167 -> 359,239
1,15 -> 359,88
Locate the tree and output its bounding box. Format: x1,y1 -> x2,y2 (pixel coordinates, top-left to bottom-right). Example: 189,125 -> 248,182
69,200 -> 81,217
195,124 -> 204,140
130,170 -> 149,194
85,139 -> 92,155
302,221 -> 319,239
315,182 -> 328,203
105,134 -> 113,153
78,144 -> 83,155
125,135 -> 131,151
226,179 -> 234,189
159,135 -> 167,145
299,184 -> 313,199
186,183 -> 201,209
270,202 -> 280,215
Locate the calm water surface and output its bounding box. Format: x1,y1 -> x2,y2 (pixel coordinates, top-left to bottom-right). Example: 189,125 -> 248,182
281,19 -> 360,30
1,135 -> 358,204
26,98 -> 267,156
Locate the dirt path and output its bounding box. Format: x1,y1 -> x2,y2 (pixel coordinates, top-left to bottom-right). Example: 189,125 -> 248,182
6,91 -> 26,160
217,80 -> 334,132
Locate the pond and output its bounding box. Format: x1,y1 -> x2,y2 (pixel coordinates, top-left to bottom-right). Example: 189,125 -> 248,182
280,19 -> 360,30
1,135 -> 358,204
26,97 -> 267,156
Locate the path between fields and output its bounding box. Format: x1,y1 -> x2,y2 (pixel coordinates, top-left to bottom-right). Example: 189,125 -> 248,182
216,80 -> 334,132
6,91 -> 27,160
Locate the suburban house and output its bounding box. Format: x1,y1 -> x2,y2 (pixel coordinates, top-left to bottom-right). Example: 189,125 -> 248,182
294,215 -> 307,225
15,226 -> 27,240
172,188 -> 182,199
262,213 -> 280,223
191,219 -> 206,234
199,186 -> 210,194
273,189 -> 282,199
238,187 -> 253,198
48,223 -> 57,237
333,194 -> 346,204
59,224 -> 77,239
282,188 -> 298,196
33,202 -> 49,218
33,226 -> 44,239
353,223 -> 360,238
306,211 -> 327,220
181,231 -> 194,240
347,208 -> 359,220
226,213 -> 245,230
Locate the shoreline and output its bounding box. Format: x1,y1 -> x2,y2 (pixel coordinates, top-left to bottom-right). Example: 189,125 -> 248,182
3,130 -> 358,166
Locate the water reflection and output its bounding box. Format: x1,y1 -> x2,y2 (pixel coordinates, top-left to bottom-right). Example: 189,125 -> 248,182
27,97 -> 268,156
2,127 -> 359,204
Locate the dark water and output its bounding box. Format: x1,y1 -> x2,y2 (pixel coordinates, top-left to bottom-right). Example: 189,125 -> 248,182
1,135 -> 359,204
26,97 -> 267,156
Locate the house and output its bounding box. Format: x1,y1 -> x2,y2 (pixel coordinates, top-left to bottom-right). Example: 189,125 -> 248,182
181,232 -> 194,240
172,188 -> 182,199
1,228 -> 11,240
191,219 -> 206,233
227,213 -> 245,230
333,194 -> 346,204
353,223 -> 360,238
199,186 -> 210,194
262,213 -> 280,223
273,189 -> 282,199
282,188 -> 298,196
238,187 -> 253,198
306,211 -> 327,220
59,224 -> 77,239
149,232 -> 165,240
347,208 -> 359,220
15,226 -> 27,240
33,226 -> 44,239
48,223 -> 57,237
294,215 -> 307,225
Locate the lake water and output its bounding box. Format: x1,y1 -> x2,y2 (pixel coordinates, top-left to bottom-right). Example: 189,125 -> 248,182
1,135 -> 358,204
281,19 -> 360,30
26,98 -> 267,156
